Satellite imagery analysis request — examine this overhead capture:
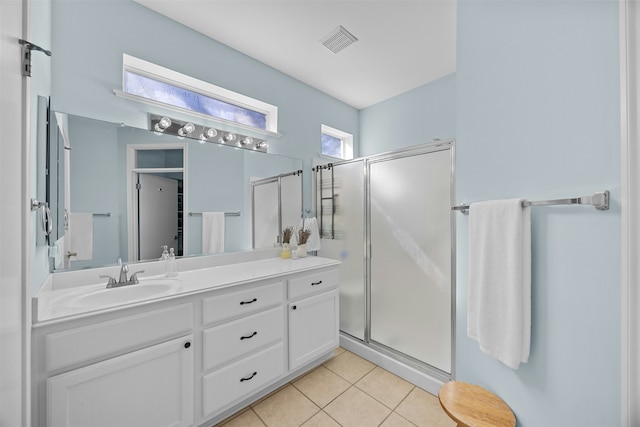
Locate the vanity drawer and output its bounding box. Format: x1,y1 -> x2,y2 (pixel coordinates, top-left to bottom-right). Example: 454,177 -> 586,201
287,268 -> 339,300
202,281 -> 283,325
203,306 -> 284,371
45,303 -> 194,372
202,342 -> 284,418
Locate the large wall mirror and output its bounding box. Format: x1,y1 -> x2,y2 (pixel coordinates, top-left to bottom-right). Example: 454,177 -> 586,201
48,112 -> 303,272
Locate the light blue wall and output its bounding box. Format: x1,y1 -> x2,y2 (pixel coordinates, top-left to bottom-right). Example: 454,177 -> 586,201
50,0 -> 359,212
359,73 -> 455,156
456,1 -> 620,426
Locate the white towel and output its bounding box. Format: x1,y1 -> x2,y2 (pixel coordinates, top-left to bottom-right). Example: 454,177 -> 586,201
68,212 -> 93,261
467,199 -> 531,369
301,217 -> 321,252
202,212 -> 225,254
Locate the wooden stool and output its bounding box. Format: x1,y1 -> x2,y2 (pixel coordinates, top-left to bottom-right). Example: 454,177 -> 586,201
438,381 -> 516,427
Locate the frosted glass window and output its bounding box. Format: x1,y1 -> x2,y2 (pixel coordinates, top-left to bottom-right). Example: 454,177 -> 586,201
125,71 -> 267,129
121,54 -> 279,133
321,124 -> 353,160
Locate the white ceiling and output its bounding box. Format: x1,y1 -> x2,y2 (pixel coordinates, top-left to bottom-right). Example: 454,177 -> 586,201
135,0 -> 457,110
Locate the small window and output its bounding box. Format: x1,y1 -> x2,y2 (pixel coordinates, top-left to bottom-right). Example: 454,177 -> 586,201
321,124 -> 353,160
120,54 -> 278,133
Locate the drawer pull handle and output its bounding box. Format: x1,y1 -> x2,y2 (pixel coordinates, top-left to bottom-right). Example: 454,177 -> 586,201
311,280 -> 323,286
292,305 -> 297,310
240,298 -> 257,305
184,342 -> 191,349
240,331 -> 258,340
240,371 -> 257,382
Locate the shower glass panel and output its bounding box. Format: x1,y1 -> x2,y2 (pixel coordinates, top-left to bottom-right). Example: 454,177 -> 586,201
252,180 -> 279,248
281,173 -> 302,231
369,149 -> 452,373
317,160 -> 366,340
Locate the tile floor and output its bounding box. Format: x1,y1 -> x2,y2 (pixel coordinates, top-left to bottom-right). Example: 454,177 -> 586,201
214,347 -> 456,427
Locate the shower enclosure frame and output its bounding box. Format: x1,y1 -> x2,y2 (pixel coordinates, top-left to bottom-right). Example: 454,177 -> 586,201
316,139 -> 456,387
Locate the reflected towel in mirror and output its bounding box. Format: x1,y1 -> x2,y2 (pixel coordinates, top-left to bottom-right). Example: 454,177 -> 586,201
68,212 -> 93,261
202,212 -> 225,254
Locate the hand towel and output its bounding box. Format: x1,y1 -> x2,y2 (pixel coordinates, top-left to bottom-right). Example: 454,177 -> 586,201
467,199 -> 531,369
202,212 -> 225,254
68,212 -> 93,261
301,217 -> 322,252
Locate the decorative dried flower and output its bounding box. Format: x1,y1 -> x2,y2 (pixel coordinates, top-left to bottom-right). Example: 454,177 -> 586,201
297,227 -> 312,245
282,226 -> 294,244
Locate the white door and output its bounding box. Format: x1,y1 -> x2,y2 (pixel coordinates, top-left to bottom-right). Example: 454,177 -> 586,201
138,174 -> 178,260
288,289 -> 339,370
47,336 -> 194,427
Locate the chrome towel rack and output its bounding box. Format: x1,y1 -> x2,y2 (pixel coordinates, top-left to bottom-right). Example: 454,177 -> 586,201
188,211 -> 240,217
452,190 -> 610,214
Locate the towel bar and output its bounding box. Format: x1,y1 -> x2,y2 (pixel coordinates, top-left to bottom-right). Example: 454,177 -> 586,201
452,190 -> 609,214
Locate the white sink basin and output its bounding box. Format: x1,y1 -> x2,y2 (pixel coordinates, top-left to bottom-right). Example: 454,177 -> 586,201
69,279 -> 182,308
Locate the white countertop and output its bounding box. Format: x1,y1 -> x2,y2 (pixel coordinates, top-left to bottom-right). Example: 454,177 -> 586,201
34,256 -> 340,325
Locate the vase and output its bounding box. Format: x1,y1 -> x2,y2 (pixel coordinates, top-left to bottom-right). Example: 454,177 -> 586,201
296,243 -> 307,258
280,243 -> 292,259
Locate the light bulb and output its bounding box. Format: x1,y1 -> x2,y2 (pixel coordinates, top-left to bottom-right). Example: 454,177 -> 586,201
154,117 -> 171,132
199,128 -> 217,143
177,122 -> 195,137
239,137 -> 253,146
222,132 -> 236,142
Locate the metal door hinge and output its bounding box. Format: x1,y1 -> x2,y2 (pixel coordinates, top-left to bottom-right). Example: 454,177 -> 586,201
18,39 -> 51,77
136,183 -> 142,190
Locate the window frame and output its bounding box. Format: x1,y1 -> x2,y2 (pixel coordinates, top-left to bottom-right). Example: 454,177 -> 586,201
321,124 -> 354,160
118,54 -> 279,135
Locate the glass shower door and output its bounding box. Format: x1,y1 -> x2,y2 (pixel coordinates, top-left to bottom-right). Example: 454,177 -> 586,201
317,160 -> 366,340
368,149 -> 452,373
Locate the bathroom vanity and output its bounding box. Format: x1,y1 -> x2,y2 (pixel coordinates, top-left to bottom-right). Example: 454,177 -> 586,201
31,256 -> 340,427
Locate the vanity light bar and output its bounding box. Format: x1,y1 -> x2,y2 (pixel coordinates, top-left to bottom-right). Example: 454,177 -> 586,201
149,115 -> 269,153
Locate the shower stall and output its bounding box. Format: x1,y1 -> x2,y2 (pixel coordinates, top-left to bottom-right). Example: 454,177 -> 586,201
316,140 -> 454,391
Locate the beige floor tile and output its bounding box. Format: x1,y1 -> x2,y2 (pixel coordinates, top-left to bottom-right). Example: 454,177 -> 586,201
395,388 -> 456,427
293,365 -> 351,408
301,411 -> 341,427
324,350 -> 376,384
324,386 -> 391,427
380,412 -> 417,427
333,347 -> 346,357
217,408 -> 266,427
356,367 -> 414,409
252,385 -> 320,427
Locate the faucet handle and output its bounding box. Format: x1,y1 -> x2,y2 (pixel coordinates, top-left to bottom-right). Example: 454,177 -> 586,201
129,270 -> 145,284
99,274 -> 116,286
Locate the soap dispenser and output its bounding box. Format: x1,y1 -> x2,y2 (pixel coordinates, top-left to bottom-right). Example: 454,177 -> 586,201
160,245 -> 169,261
166,248 -> 178,277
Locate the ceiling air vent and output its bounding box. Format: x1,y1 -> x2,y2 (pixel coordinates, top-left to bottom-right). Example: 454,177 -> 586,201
320,25 -> 358,54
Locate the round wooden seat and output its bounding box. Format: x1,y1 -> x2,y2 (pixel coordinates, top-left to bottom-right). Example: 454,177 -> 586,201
438,381 -> 516,427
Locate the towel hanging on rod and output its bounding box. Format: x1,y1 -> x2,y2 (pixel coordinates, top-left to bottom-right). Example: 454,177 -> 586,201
452,190 -> 609,214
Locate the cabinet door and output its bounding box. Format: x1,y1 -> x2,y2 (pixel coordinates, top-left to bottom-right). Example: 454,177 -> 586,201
288,289 -> 339,370
47,336 -> 194,427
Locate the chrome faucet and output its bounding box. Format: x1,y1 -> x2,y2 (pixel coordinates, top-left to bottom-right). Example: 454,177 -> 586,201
100,260 -> 144,288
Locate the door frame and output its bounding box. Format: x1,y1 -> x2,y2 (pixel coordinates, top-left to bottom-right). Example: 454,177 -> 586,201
126,143 -> 186,262
620,1 -> 639,425
365,140 -> 456,382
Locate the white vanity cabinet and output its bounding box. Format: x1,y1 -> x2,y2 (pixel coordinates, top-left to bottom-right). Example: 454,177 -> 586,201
287,269 -> 340,370
200,280 -> 285,420
33,259 -> 340,427
47,335 -> 194,427
33,303 -> 195,427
